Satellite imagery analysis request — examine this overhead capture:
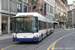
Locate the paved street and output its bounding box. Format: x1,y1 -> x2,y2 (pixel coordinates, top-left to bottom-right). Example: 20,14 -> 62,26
0,29 -> 75,50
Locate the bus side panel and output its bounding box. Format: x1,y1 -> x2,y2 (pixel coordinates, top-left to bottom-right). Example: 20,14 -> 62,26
38,29 -> 47,38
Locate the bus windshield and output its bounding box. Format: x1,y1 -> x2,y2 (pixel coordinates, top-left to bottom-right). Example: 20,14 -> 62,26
13,17 -> 38,33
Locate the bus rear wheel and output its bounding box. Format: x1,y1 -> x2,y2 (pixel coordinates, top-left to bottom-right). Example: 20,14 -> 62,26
41,34 -> 43,41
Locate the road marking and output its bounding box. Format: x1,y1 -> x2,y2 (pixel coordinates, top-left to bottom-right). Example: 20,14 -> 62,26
47,30 -> 64,50
1,44 -> 16,50
47,32 -> 75,50
0,30 -> 64,50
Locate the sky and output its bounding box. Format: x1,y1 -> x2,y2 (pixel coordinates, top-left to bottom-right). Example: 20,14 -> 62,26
68,0 -> 75,4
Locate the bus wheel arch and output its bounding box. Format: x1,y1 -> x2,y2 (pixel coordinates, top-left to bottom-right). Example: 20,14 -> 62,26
41,34 -> 43,40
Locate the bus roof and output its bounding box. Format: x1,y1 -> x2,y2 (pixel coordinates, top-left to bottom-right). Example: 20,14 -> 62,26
14,12 -> 50,22
16,12 -> 41,17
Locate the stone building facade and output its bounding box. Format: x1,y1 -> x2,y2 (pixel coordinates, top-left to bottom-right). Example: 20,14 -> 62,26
28,0 -> 44,15
66,4 -> 75,27
44,0 -> 58,29
67,9 -> 75,27
0,0 -> 28,35
55,0 -> 67,29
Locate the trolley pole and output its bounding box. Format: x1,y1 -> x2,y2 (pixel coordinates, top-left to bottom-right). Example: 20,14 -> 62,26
22,0 -> 24,12
39,0 -> 40,14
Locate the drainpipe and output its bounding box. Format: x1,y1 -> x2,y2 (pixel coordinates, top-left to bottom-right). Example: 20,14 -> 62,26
8,0 -> 10,34
22,0 -> 24,12
0,0 -> 2,35
39,0 -> 40,14
43,0 -> 44,15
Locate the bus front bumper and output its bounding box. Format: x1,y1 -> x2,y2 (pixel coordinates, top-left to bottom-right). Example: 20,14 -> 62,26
13,37 -> 40,42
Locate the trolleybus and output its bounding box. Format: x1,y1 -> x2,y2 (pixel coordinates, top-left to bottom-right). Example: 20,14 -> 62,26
13,12 -> 53,42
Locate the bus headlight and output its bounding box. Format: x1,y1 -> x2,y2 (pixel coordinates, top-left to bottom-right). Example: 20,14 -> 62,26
34,35 -> 39,38
13,35 -> 17,38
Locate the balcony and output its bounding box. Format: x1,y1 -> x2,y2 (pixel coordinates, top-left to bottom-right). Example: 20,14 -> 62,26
32,0 -> 37,9
58,19 -> 66,23
61,0 -> 67,5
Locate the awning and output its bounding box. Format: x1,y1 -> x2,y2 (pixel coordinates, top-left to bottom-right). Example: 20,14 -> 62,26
51,21 -> 59,23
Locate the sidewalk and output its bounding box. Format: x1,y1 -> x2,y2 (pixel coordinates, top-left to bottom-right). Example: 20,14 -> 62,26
0,34 -> 13,40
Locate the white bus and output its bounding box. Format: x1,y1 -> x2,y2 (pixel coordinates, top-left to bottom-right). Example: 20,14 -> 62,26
13,12 -> 53,42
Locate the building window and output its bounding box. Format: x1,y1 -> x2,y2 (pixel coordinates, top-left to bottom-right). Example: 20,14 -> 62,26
44,3 -> 46,15
36,9 -> 37,12
32,0 -> 36,2
36,0 -> 38,2
46,4 -> 49,13
24,6 -> 27,12
50,5 -> 53,14
24,0 -> 26,1
24,0 -> 28,3
29,0 -> 31,2
19,0 -> 21,1
11,0 -> 14,1
17,3 -> 22,12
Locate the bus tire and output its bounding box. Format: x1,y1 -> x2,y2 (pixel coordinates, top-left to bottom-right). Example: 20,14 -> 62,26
49,31 -> 51,35
41,34 -> 43,40
46,32 -> 48,37
40,34 -> 43,42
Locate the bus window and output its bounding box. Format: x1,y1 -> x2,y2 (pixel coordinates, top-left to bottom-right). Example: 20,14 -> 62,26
13,17 -> 38,33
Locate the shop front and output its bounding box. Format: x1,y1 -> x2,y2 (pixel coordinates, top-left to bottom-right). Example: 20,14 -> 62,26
1,14 -> 14,34
10,17 -> 13,33
2,17 -> 8,34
